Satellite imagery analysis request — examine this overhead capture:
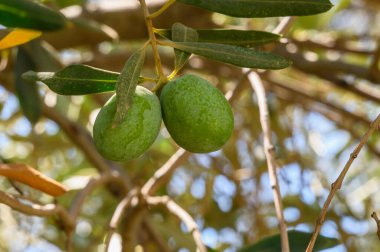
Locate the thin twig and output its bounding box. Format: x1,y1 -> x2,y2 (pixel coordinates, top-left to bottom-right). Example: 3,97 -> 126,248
371,212 -> 380,240
141,220 -> 172,252
272,16 -> 296,35
306,113 -> 380,252
146,196 -> 207,252
104,189 -> 138,252
141,148 -> 189,195
69,172 -> 128,221
148,0 -> 176,19
245,70 -> 289,252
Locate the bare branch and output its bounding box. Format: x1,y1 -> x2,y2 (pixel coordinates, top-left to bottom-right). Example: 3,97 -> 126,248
141,148 -> 189,195
141,220 -> 172,252
104,189 -> 139,252
245,70 -> 289,252
306,114 -> 380,252
0,190 -> 73,227
146,196 -> 206,252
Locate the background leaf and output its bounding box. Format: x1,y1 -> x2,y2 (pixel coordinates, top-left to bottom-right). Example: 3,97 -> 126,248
70,17 -> 119,41
156,29 -> 280,47
0,164 -> 68,197
239,230 -> 340,252
14,47 -> 41,123
113,48 -> 146,126
0,0 -> 67,31
163,41 -> 291,69
172,23 -> 199,74
0,29 -> 41,50
23,40 -> 62,71
177,0 -> 333,18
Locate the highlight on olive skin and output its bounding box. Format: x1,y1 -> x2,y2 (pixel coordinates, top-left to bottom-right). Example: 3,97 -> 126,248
160,74 -> 234,153
93,86 -> 162,162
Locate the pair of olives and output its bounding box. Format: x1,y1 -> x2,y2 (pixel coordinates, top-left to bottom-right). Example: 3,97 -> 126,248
93,74 -> 234,161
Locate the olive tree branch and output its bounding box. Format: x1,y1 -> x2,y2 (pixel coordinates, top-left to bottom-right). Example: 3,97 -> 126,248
0,190 -> 74,229
104,189 -> 139,252
371,212 -> 380,240
244,70 -> 289,252
0,178 -> 75,251
141,148 -> 189,195
146,196 -> 206,252
306,113 -> 380,252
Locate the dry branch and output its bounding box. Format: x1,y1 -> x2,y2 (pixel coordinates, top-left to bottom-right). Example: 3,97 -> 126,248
146,196 -> 207,252
245,70 -> 289,252
0,190 -> 73,227
306,113 -> 380,252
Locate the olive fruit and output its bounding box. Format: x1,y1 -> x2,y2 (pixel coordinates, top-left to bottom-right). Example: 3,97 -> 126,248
93,86 -> 162,161
160,74 -> 234,153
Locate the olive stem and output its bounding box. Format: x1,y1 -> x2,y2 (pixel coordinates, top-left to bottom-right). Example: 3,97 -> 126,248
148,0 -> 176,19
138,0 -> 168,90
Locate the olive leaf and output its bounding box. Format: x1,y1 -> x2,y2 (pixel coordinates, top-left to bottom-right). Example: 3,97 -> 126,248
177,0 -> 333,18
162,41 -> 291,69
172,23 -> 199,73
23,65 -> 120,95
0,0 -> 67,31
239,230 -> 340,252
156,29 -> 280,47
113,47 -> 146,126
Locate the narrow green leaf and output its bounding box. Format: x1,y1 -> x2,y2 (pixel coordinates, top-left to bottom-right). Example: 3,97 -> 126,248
177,0 -> 333,18
113,48 -> 146,126
14,47 -> 41,123
172,23 -> 198,72
239,230 -> 340,252
22,65 -> 119,95
0,0 -> 67,31
163,41 -> 291,69
156,29 -> 280,47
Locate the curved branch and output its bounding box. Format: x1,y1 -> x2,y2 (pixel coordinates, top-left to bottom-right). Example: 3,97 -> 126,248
0,191 -> 73,228
146,196 -> 206,252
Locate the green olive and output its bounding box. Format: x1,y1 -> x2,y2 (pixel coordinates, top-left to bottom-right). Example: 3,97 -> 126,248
160,74 -> 234,153
93,86 -> 162,161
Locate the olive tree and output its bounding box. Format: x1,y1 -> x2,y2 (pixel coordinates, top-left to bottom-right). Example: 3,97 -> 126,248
0,0 -> 379,251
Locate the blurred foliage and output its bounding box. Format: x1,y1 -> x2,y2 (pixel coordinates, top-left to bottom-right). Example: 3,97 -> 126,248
0,0 -> 380,251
